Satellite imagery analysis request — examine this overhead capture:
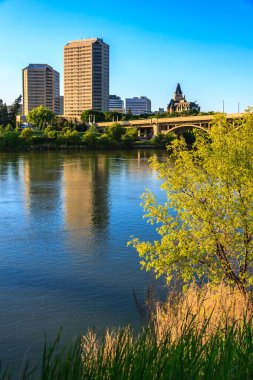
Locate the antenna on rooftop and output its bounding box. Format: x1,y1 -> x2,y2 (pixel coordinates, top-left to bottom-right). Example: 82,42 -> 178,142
101,31 -> 104,39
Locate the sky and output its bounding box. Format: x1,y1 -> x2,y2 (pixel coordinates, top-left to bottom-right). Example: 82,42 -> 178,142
0,0 -> 253,113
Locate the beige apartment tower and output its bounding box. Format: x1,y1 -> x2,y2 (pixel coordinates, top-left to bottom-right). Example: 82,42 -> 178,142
64,38 -> 109,119
22,64 -> 60,115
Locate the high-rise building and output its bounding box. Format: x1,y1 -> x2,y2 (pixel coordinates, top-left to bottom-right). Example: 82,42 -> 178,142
167,83 -> 200,113
60,96 -> 64,115
64,38 -> 109,119
125,96 -> 151,115
109,95 -> 124,113
22,64 -> 60,115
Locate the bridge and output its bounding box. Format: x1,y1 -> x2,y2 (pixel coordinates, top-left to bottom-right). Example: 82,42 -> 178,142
97,114 -> 242,138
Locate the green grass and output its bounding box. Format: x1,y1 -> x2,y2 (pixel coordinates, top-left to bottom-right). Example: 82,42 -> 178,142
2,319 -> 253,380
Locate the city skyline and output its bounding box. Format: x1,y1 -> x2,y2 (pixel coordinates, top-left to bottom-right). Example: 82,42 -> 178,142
1,0 -> 253,113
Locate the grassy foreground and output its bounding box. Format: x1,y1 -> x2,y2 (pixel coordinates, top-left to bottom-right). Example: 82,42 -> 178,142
2,285 -> 253,380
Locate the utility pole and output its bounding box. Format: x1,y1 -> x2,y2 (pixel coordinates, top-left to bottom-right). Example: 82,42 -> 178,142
238,102 -> 240,114
222,100 -> 225,114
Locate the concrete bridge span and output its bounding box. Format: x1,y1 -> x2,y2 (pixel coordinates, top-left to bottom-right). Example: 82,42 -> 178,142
97,114 -> 242,137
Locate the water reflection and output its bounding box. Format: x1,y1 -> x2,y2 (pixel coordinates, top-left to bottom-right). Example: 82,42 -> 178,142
22,153 -> 62,215
63,153 -> 110,241
0,150 -> 169,368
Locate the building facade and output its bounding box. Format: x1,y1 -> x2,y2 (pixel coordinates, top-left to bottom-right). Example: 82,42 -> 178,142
125,96 -> 151,115
59,96 -> 64,115
109,95 -> 124,113
22,64 -> 60,115
167,84 -> 200,113
64,38 -> 109,119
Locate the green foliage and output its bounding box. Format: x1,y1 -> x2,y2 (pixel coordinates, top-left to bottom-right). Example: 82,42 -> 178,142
83,125 -> 99,147
63,129 -> 82,144
27,106 -> 56,129
105,123 -> 125,141
151,133 -> 164,144
104,111 -> 123,122
8,95 -> 22,127
97,134 -> 114,147
44,125 -> 57,138
20,128 -> 34,141
164,132 -> 176,146
0,128 -> 20,148
55,128 -> 82,145
130,113 -> 253,296
0,100 -> 9,127
125,127 -> 138,140
80,110 -> 105,123
182,129 -> 196,145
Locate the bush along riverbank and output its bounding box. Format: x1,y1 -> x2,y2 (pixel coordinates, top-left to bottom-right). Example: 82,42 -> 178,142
0,124 -> 180,151
1,284 -> 253,380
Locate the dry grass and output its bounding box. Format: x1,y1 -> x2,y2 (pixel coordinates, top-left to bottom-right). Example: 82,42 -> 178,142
153,283 -> 253,341
82,283 -> 253,359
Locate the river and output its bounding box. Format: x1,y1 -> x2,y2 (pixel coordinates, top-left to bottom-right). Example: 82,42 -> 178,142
0,149 -> 168,368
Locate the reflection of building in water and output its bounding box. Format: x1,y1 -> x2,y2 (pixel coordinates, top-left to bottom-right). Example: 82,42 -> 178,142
22,153 -> 62,214
63,154 -> 110,239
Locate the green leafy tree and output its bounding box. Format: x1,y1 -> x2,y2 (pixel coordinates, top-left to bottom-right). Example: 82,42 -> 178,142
83,125 -> 99,147
121,127 -> 138,146
20,128 -> 33,141
80,110 -> 105,123
130,113 -> 253,297
105,123 -> 125,141
104,111 -> 123,122
164,132 -> 176,146
62,128 -> 82,144
27,106 -> 56,129
44,125 -> 57,138
0,100 -> 9,127
0,129 -> 20,148
182,129 -> 196,145
8,95 -> 22,127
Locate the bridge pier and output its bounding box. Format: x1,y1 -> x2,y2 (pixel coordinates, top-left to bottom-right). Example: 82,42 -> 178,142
153,123 -> 161,136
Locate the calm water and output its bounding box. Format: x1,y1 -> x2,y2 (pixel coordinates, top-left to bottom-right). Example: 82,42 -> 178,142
0,150 -> 168,367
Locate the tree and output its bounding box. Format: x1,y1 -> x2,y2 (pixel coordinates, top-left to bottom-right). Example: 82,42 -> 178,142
20,128 -> 33,140
83,125 -> 99,147
105,123 -> 125,141
0,99 -> 9,127
130,113 -> 253,297
27,106 -> 55,129
121,127 -> 138,146
80,110 -> 105,123
8,95 -> 22,127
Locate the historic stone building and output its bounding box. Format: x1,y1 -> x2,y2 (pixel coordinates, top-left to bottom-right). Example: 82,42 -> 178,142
167,84 -> 200,114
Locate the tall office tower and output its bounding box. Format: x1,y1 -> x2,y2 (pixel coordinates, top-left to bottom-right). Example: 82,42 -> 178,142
64,38 -> 109,119
125,96 -> 152,115
109,95 -> 124,113
22,64 -> 60,115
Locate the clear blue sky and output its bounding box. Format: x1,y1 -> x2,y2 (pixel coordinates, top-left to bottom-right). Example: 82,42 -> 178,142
0,0 -> 253,113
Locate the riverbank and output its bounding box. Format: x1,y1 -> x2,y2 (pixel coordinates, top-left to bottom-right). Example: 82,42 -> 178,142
0,125 -> 177,151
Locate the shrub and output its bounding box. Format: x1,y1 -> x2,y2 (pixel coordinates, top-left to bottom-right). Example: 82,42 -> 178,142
67,130 -> 82,145
151,133 -> 164,144
20,128 -> 34,141
44,126 -> 57,138
97,134 -> 114,148
105,123 -> 125,141
83,126 -> 99,147
0,129 -> 20,148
